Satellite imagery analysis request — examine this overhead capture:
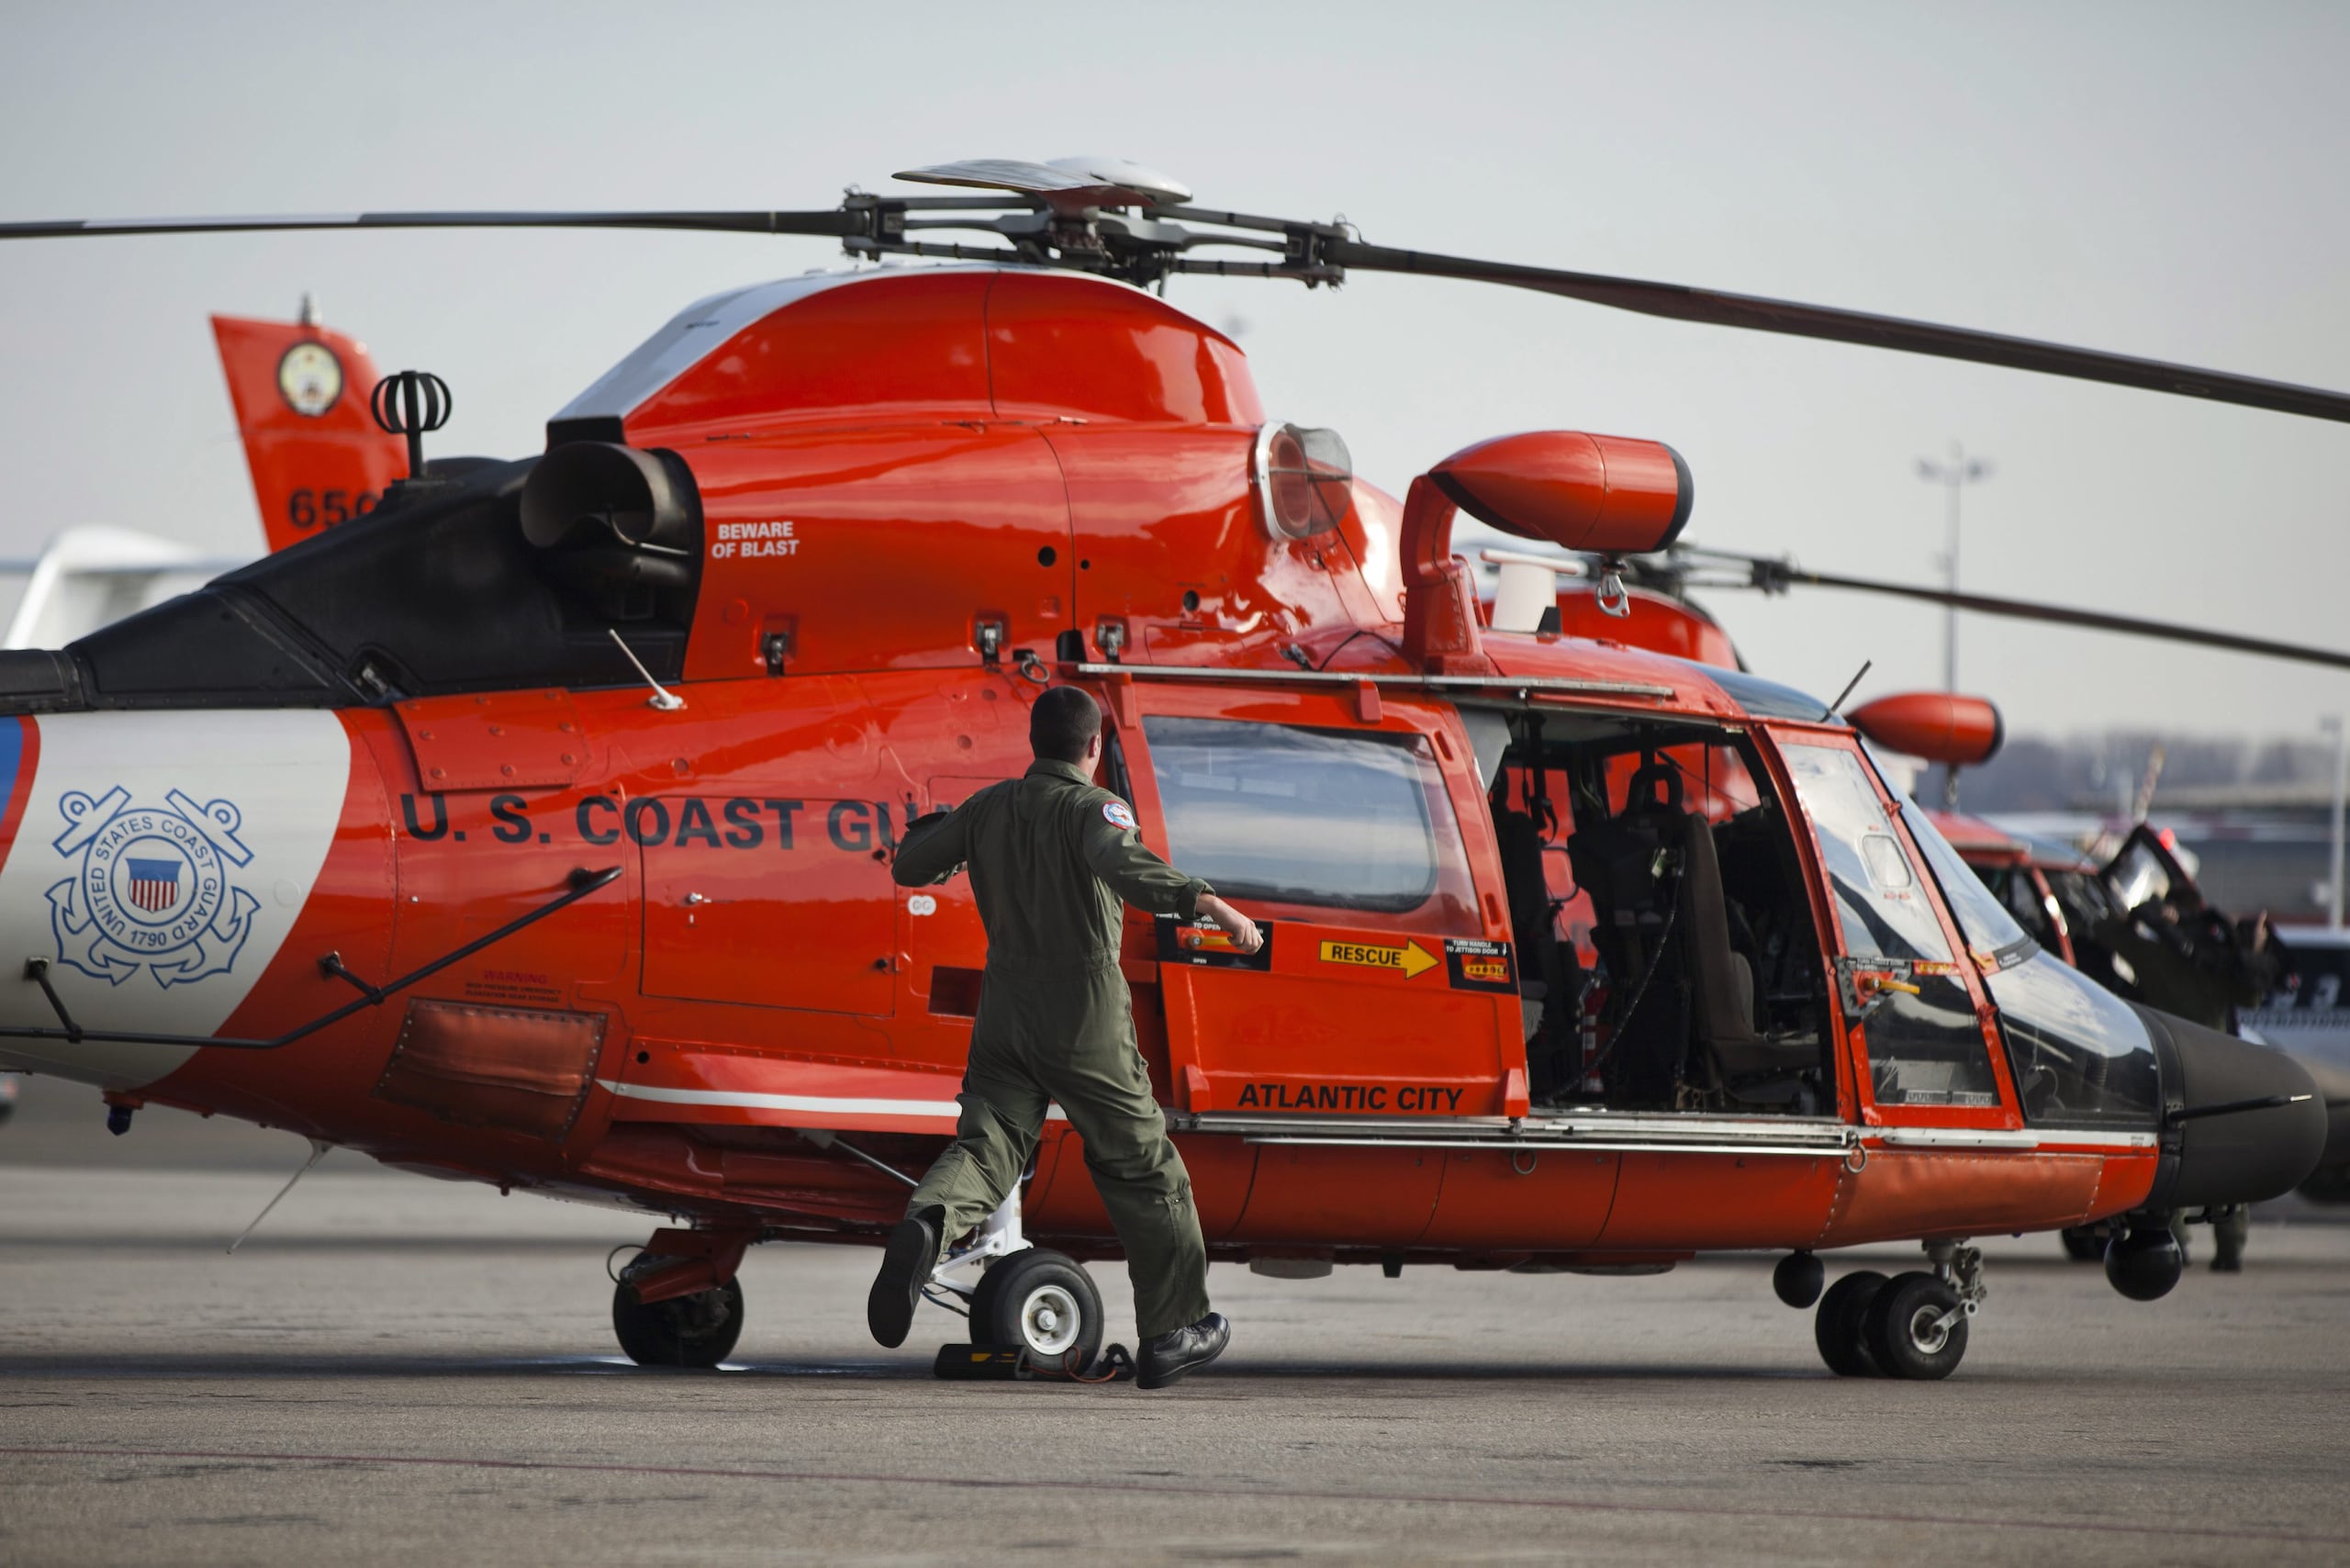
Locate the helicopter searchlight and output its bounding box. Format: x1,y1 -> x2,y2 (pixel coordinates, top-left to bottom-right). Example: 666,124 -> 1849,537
1846,692 -> 2006,770
1403,431 -> 1692,671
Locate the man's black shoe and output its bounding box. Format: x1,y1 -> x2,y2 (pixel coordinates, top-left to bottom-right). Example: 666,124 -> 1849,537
867,1211 -> 939,1349
1136,1312 -> 1229,1390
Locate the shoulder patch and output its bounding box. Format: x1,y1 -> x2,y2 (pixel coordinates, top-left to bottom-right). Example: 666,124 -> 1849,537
1102,800 -> 1137,832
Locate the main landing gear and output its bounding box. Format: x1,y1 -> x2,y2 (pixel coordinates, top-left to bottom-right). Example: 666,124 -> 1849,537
601,1183 -> 1112,1373
1802,1241 -> 1985,1381
610,1231 -> 751,1368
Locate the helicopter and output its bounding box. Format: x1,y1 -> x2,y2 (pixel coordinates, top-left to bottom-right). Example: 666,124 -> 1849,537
0,157 -> 2332,1383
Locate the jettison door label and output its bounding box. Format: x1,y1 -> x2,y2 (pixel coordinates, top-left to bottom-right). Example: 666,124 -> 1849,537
1443,937 -> 1516,993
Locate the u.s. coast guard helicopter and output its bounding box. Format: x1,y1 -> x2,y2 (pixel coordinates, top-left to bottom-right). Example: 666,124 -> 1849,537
0,158 -> 2331,1381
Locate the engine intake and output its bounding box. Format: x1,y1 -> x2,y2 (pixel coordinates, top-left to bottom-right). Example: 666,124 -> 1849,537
520,442 -> 701,622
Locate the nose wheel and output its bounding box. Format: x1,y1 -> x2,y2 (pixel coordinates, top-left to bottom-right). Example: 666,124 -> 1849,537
1812,1243 -> 1983,1380
1862,1271 -> 1968,1380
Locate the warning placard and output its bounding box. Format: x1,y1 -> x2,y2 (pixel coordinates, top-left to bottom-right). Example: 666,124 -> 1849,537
1443,937 -> 1517,993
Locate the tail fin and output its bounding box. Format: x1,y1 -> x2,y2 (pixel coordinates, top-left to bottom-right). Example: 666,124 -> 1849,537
212,304 -> 408,553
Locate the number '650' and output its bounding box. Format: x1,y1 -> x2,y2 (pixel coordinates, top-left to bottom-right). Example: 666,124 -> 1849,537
286,488 -> 382,528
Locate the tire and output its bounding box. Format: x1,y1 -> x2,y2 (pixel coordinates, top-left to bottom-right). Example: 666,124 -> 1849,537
966,1255 -> 1010,1334
972,1249 -> 1103,1373
1863,1270 -> 1968,1381
611,1263 -> 745,1369
2059,1226 -> 2105,1263
1813,1270 -> 1886,1377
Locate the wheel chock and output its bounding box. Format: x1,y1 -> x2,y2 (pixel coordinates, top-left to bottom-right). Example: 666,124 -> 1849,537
933,1344 -> 1022,1380
930,1342 -> 1136,1383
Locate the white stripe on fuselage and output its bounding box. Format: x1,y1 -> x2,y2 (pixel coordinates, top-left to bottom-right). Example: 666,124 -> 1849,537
597,1080 -> 1069,1123
0,710 -> 351,1089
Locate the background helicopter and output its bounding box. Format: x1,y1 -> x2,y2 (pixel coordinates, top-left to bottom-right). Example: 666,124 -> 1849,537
0,159 -> 2333,1383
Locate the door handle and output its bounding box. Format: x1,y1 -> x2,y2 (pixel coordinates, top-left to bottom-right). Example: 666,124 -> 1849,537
682,892 -> 708,906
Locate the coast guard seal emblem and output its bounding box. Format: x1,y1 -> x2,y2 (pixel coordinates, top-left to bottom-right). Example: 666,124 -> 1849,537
45,786 -> 259,988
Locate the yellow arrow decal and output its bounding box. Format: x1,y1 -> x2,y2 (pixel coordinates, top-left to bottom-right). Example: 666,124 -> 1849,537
1317,938 -> 1438,980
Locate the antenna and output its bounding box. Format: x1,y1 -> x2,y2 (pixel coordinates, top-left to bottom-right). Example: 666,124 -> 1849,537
608,629 -> 686,711
369,370 -> 452,480
1826,659 -> 1873,717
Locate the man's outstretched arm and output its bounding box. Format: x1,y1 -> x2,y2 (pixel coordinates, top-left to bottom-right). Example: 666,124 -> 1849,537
892,805 -> 971,887
1079,799 -> 1261,952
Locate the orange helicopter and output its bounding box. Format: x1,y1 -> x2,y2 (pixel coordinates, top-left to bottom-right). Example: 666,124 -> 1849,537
0,157 -> 2335,1383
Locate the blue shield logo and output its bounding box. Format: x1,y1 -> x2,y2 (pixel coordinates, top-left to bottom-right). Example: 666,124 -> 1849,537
46,787 -> 259,988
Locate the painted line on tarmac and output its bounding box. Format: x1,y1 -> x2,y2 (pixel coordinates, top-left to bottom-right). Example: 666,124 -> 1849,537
0,1446 -> 2340,1548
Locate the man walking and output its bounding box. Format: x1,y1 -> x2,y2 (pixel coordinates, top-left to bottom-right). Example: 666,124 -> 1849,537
868,684 -> 1259,1389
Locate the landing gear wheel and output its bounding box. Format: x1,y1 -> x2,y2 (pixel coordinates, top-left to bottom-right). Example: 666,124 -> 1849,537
2059,1226 -> 2105,1262
971,1249 -> 1103,1373
1813,1270 -> 1886,1377
1863,1270 -> 1968,1381
611,1260 -> 744,1368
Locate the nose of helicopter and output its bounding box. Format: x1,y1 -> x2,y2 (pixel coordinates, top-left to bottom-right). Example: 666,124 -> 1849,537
2136,1005 -> 2328,1212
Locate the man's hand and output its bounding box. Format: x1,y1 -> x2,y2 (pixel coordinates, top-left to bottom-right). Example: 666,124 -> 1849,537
1197,894 -> 1262,955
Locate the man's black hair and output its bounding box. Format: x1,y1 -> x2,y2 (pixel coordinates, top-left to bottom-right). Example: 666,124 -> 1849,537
1031,684 -> 1103,765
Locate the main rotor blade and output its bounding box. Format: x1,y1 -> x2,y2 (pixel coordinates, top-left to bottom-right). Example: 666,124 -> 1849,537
0,210 -> 861,241
1326,239 -> 2350,425
1775,565 -> 2350,672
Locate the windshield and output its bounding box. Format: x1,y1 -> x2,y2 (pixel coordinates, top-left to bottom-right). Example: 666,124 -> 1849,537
1983,949 -> 2161,1125
1778,744 -> 1954,963
1895,794 -> 2035,959
1863,749 -> 2158,1126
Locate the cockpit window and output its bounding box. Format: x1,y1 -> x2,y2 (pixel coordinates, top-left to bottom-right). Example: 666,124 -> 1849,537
1894,792 -> 2036,960
1781,741 -> 2000,1110
1779,745 -> 1954,964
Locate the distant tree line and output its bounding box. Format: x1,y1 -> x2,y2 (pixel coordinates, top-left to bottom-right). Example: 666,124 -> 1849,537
1960,734 -> 2338,813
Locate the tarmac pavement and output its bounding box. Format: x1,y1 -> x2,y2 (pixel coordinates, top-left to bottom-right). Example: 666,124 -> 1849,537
4,1074 -> 2348,1566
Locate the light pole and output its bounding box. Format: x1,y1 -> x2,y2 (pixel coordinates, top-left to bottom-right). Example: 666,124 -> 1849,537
1916,442 -> 1994,693
2323,714 -> 2346,932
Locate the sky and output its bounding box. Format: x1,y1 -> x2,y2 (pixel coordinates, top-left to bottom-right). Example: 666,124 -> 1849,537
0,0 -> 2343,742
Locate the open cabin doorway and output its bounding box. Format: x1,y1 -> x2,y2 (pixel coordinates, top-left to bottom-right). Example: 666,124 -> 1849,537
1466,706 -> 1839,1117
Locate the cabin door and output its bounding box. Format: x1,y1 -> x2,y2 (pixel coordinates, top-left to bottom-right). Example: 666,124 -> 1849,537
1774,736 -> 2013,1127
1109,680 -> 1517,1120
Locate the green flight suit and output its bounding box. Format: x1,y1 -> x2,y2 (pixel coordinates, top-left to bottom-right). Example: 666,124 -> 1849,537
891,756 -> 1214,1340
